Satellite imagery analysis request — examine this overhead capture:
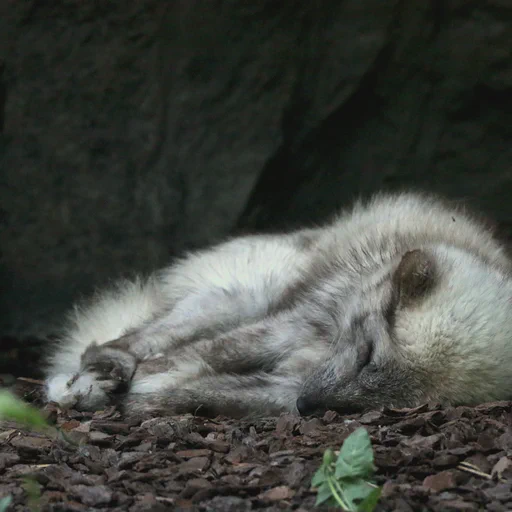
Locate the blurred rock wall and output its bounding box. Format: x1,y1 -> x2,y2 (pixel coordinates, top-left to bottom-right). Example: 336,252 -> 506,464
1,0 -> 511,335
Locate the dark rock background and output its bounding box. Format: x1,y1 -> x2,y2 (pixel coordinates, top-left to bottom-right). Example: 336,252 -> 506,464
1,0 -> 512,338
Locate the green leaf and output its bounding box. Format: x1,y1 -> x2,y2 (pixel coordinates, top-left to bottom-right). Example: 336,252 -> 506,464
0,391 -> 48,429
312,449 -> 336,488
0,496 -> 13,512
312,428 -> 381,511
341,479 -> 375,509
335,428 -> 375,480
356,487 -> 382,512
315,482 -> 336,507
312,465 -> 328,488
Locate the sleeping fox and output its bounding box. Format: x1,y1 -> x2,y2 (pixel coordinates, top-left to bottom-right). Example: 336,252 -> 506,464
44,192 -> 512,418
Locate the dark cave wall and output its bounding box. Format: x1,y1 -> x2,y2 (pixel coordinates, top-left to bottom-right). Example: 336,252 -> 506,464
240,1 -> 512,231
1,0 -> 512,336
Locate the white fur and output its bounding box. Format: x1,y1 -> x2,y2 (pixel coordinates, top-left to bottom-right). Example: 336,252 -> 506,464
44,191 -> 512,415
46,278 -> 165,376
396,245 -> 512,404
45,372 -> 108,410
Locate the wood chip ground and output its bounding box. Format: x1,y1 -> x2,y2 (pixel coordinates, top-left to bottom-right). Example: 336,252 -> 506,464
2,378 -> 512,511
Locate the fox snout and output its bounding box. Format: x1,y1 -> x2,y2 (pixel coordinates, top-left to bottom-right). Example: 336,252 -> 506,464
295,395 -> 321,416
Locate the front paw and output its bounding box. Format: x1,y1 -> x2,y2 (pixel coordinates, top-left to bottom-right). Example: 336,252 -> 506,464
45,372 -> 110,411
81,342 -> 137,391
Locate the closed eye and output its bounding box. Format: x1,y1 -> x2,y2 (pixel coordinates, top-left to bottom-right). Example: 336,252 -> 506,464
357,339 -> 374,372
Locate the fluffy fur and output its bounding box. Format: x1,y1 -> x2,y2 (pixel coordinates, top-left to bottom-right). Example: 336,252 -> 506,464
44,192 -> 512,419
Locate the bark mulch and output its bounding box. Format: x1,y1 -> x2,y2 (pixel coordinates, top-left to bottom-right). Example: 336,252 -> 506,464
1,378 -> 512,512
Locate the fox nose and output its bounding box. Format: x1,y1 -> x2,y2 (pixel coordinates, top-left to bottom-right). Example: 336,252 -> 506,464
296,396 -> 322,416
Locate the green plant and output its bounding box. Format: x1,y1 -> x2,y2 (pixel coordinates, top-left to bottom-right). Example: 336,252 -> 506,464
312,427 -> 381,511
0,497 -> 12,512
0,391 -> 48,511
0,391 -> 82,448
22,476 -> 42,512
0,391 -> 48,429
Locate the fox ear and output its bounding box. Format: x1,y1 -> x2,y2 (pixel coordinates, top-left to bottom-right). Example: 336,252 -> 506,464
393,249 -> 436,306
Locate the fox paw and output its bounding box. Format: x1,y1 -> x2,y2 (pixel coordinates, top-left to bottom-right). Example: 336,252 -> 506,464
80,342 -> 137,390
45,371 -> 111,411
45,343 -> 138,412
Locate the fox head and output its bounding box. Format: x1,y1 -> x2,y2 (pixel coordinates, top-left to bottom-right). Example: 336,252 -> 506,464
297,245 -> 512,416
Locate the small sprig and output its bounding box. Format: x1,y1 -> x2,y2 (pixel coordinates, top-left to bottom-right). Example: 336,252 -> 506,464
0,391 -> 49,429
0,497 -> 12,512
312,427 -> 381,511
0,391 -> 49,511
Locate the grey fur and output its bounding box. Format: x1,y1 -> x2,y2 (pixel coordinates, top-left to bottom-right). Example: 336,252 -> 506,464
45,192 -> 512,419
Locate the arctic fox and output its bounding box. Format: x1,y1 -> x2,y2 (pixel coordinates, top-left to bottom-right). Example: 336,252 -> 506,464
44,192 -> 512,419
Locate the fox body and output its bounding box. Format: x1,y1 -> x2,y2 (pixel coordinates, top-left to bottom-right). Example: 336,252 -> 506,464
45,192 -> 512,418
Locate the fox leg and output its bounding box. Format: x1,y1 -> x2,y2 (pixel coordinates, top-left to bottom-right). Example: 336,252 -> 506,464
45,232 -> 311,410
123,372 -> 302,419
68,309 -> 328,414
